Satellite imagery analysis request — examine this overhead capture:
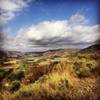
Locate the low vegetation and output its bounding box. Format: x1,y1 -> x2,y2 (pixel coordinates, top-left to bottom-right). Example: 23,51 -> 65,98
0,45 -> 100,100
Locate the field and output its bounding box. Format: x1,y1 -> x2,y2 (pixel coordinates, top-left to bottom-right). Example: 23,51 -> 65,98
0,45 -> 100,100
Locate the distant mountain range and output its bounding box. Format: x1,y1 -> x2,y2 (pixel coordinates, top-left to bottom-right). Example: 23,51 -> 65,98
42,48 -> 79,57
0,50 -> 24,58
0,43 -> 100,58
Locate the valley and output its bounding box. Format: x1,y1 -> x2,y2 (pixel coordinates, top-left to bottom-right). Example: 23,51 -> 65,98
0,44 -> 100,100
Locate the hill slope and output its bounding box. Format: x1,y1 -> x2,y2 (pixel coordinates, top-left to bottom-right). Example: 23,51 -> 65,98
0,44 -> 100,100
79,44 -> 100,53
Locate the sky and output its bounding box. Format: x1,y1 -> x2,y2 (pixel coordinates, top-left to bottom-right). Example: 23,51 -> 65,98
0,0 -> 100,52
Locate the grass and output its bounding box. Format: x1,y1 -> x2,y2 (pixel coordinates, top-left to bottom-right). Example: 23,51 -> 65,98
0,51 -> 100,100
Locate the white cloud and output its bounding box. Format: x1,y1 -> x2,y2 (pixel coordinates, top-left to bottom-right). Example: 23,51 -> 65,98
26,20 -> 69,40
68,14 -> 88,25
3,14 -> 100,51
0,0 -> 32,23
0,12 -> 15,23
0,0 -> 22,11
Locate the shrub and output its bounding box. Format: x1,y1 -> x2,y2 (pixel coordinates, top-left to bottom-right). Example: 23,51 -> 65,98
8,70 -> 25,81
58,79 -> 69,90
38,75 -> 48,83
3,82 -> 10,91
96,66 -> 100,75
73,62 -> 82,71
0,69 -> 6,80
76,67 -> 91,78
10,80 -> 21,92
91,65 -> 100,75
0,68 -> 14,81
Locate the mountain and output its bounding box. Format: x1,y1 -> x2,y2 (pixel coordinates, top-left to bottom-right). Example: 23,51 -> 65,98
0,48 -> 80,58
25,51 -> 44,56
79,44 -> 100,53
1,43 -> 99,58
6,51 -> 24,57
0,50 -> 7,58
42,48 -> 79,57
0,50 -> 24,58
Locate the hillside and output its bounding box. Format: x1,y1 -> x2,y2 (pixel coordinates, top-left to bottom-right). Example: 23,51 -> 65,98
78,44 -> 100,53
0,50 -> 24,58
0,45 -> 100,100
0,50 -> 7,58
42,48 -> 79,57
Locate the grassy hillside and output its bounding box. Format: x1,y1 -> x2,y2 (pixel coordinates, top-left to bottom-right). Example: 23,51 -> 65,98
78,44 -> 100,53
0,44 -> 100,100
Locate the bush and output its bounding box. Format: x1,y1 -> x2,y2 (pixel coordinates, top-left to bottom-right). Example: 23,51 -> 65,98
3,82 -> 10,91
0,69 -> 6,80
76,67 -> 91,78
96,66 -> 100,75
58,79 -> 69,90
10,80 -> 21,92
73,62 -> 82,71
0,69 -> 12,81
91,65 -> 100,75
8,70 -> 25,81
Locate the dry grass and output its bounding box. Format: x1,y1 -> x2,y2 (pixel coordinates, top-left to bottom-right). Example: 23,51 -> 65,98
0,51 -> 100,100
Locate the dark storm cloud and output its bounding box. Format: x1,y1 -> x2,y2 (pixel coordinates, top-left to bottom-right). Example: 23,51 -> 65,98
28,36 -> 96,48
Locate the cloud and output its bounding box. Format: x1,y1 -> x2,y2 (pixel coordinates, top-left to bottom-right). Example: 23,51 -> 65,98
0,0 -> 32,23
3,14 -> 100,51
0,0 -> 32,47
68,14 -> 87,25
